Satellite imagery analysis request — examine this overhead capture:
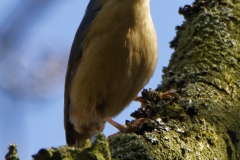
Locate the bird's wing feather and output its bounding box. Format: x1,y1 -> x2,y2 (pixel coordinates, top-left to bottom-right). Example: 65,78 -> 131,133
64,0 -> 103,145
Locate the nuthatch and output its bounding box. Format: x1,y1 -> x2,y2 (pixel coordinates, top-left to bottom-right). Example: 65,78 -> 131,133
64,0 -> 158,147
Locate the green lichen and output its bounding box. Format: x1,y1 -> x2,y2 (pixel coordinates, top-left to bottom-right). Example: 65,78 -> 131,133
5,144 -> 19,160
159,0 -> 240,159
109,133 -> 158,160
32,133 -> 111,160
104,1 -> 238,160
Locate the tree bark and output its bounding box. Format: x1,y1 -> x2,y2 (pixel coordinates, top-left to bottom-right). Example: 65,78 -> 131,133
110,0 -> 240,159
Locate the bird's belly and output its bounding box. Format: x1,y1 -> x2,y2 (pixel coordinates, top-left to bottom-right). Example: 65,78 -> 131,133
70,49 -> 153,121
70,18 -> 157,126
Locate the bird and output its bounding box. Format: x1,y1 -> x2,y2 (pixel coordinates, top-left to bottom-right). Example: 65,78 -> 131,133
64,0 -> 158,147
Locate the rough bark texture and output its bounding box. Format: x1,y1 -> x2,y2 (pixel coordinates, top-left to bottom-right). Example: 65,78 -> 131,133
32,133 -> 111,160
5,0 -> 240,159
110,0 -> 240,159
160,0 -> 240,159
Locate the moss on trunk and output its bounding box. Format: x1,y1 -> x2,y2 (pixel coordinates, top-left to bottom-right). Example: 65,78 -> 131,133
110,0 -> 240,159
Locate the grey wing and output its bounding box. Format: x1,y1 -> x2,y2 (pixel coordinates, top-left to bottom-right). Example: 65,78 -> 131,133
64,0 -> 103,145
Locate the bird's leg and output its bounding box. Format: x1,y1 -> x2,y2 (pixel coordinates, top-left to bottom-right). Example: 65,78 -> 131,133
105,117 -> 128,133
105,117 -> 153,138
105,97 -> 150,133
134,97 -> 147,108
105,91 -> 181,139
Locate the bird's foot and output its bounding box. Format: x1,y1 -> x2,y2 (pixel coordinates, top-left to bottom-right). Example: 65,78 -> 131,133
134,90 -> 180,108
105,117 -> 152,137
158,90 -> 180,101
125,118 -> 152,133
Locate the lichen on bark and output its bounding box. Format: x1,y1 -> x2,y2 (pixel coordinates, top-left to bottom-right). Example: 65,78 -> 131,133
32,133 -> 111,160
110,0 -> 240,159
5,144 -> 19,160
159,0 -> 240,159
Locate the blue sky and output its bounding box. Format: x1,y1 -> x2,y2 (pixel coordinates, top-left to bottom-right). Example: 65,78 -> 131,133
0,1 -> 193,159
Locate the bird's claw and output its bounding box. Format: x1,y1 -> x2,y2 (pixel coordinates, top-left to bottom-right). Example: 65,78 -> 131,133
135,90 -> 180,108
158,91 -> 180,101
105,117 -> 152,138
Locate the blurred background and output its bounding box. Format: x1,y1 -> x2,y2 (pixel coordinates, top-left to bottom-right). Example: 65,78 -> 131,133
0,0 -> 193,159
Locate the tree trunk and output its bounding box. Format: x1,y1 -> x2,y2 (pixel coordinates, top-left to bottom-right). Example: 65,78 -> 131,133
109,0 -> 240,159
